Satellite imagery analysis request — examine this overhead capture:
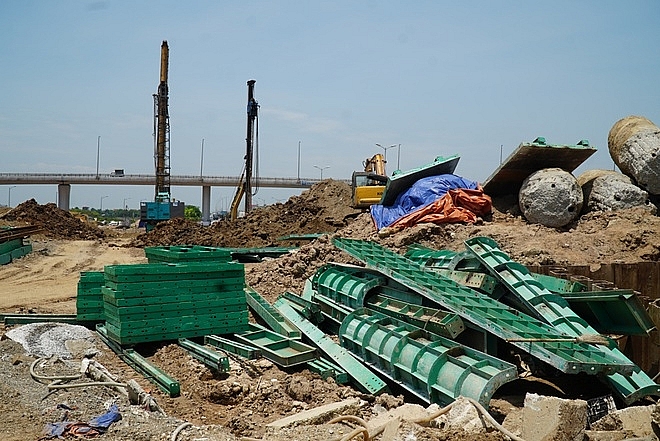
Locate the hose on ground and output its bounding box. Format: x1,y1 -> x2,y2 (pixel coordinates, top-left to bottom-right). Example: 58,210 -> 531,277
47,381 -> 127,390
170,422 -> 192,441
30,358 -> 82,383
328,414 -> 370,441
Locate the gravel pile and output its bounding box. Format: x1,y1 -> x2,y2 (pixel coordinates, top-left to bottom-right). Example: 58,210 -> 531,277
5,322 -> 97,359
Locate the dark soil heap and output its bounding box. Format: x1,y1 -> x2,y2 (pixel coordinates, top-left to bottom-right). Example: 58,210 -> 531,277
131,179 -> 361,248
0,199 -> 104,240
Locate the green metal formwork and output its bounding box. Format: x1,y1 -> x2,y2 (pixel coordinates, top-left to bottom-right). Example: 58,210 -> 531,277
332,238 -> 635,376
531,272 -> 587,294
274,298 -> 388,395
102,291 -> 244,308
204,334 -> 261,360
145,245 -> 232,264
380,155 -> 461,206
367,294 -> 465,339
178,338 -> 230,373
245,286 -> 301,339
105,311 -> 249,334
103,262 -> 244,283
103,277 -> 245,296
463,236 -> 660,403
313,264 -> 386,309
103,321 -> 249,346
77,271 -> 105,322
233,324 -> 317,367
96,324 -> 180,396
340,309 -> 517,407
104,301 -> 247,323
404,245 -> 457,268
306,357 -> 350,384
560,290 -> 655,336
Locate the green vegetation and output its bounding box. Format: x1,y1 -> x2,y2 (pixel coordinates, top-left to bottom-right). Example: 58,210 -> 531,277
185,205 -> 202,221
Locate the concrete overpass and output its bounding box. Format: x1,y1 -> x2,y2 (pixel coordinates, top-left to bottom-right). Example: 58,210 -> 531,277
0,173 -> 334,224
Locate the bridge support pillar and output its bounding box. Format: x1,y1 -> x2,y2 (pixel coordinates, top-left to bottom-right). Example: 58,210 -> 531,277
201,185 -> 211,226
57,184 -> 71,211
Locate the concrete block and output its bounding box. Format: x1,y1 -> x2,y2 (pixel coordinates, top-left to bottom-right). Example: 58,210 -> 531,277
522,393 -> 588,441
592,405 -> 654,438
265,397 -> 363,429
584,430 -> 629,441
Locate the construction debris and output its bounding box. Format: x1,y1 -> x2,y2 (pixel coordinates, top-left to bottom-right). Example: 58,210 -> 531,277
608,115 -> 660,195
519,167 -> 583,228
522,393 -> 588,441
577,169 -> 655,214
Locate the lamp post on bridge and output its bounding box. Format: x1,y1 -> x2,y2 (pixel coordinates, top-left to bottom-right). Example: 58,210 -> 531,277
313,165 -> 330,180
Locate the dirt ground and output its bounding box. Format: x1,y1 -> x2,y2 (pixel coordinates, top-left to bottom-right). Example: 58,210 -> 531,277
1,180 -> 660,440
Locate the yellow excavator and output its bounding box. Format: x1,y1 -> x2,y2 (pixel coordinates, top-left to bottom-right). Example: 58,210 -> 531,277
351,153 -> 388,209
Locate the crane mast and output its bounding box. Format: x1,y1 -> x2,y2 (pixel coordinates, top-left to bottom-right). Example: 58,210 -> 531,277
154,40 -> 171,200
244,79 -> 258,213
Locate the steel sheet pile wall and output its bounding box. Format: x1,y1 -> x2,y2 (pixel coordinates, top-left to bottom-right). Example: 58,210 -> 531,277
102,261 -> 248,345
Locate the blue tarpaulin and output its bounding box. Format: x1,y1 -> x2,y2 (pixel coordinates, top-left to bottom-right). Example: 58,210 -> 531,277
370,174 -> 479,230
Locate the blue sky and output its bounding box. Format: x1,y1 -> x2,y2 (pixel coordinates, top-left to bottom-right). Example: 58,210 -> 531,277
1,1 -> 659,210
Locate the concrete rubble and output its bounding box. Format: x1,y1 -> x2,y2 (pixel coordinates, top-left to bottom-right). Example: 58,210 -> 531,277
577,169 -> 655,214
522,393 -> 588,441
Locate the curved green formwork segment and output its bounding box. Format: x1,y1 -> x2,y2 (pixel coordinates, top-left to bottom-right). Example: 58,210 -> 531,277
463,236 -> 660,404
332,238 -> 634,376
339,308 -> 517,407
313,264 -> 386,309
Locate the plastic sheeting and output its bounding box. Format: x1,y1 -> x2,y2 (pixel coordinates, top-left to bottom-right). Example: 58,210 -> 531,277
370,174 -> 491,230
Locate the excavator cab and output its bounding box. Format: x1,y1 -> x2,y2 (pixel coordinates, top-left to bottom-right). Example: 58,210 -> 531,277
352,153 -> 388,209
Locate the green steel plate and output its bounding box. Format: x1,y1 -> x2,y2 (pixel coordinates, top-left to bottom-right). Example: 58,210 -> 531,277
233,325 -> 317,367
102,291 -> 244,307
103,276 -> 245,294
101,285 -> 245,300
274,298 -> 388,395
380,155 -> 460,206
145,245 -> 232,263
103,322 -> 249,346
245,286 -> 301,338
104,311 -> 248,335
178,338 -> 230,373
204,334 -> 261,359
332,238 -> 635,376
104,301 -> 247,322
307,358 -> 350,384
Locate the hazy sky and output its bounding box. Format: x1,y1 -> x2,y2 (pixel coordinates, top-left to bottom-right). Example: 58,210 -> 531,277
1,1 -> 659,210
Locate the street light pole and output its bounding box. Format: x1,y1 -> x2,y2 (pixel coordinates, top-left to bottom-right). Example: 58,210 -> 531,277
8,186 -> 16,207
100,195 -> 109,212
375,143 -> 396,163
200,138 -> 204,178
297,141 -> 301,182
397,143 -> 401,170
313,165 -> 330,179
96,136 -> 100,179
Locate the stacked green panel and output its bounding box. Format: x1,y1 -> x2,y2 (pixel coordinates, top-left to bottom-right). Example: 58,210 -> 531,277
0,238 -> 32,265
144,245 -> 232,264
102,262 -> 248,345
77,271 -> 106,322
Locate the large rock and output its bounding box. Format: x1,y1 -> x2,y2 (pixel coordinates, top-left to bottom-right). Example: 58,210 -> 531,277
519,168 -> 583,228
522,393 -> 587,441
577,169 -> 655,214
608,115 -> 660,195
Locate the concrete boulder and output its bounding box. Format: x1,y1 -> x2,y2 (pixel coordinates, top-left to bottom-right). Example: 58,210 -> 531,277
608,115 -> 660,195
577,169 -> 655,214
519,168 -> 583,228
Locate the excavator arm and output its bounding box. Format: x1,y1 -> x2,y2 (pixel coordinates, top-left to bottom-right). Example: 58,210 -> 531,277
230,171 -> 246,221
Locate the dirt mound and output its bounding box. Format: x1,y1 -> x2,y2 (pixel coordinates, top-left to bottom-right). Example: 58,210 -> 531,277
131,179 -> 361,248
0,199 -> 105,240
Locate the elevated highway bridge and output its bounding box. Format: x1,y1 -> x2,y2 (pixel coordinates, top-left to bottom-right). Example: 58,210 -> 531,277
0,173 -> 341,224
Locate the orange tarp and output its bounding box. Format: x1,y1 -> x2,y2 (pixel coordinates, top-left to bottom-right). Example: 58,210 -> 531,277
389,187 -> 492,228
